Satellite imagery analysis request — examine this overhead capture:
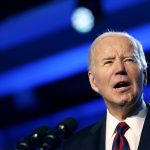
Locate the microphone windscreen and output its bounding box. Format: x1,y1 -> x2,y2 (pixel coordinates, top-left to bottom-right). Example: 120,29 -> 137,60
29,125 -> 50,138
28,125 -> 51,147
57,117 -> 78,138
16,126 -> 51,150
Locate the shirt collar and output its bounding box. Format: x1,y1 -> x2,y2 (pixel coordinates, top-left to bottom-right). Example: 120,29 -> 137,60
106,101 -> 147,140
106,109 -> 120,140
125,101 -> 147,137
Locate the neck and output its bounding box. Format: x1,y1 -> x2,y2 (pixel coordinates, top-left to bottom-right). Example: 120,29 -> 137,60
106,99 -> 144,121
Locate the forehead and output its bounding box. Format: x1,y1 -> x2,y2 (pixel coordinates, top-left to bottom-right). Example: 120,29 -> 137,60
92,35 -> 135,57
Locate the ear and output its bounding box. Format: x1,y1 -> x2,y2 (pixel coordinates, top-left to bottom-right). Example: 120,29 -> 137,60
143,70 -> 147,86
88,70 -> 99,93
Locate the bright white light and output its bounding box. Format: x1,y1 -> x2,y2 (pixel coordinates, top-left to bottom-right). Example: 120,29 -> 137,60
71,7 -> 95,33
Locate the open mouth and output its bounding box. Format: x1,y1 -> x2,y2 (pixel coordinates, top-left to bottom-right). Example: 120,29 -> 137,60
114,81 -> 131,89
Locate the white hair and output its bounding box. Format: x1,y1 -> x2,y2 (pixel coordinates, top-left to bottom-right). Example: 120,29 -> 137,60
89,31 -> 147,71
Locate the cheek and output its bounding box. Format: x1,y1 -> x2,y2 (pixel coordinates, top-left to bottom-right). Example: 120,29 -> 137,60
137,72 -> 144,88
95,70 -> 112,91
128,67 -> 144,89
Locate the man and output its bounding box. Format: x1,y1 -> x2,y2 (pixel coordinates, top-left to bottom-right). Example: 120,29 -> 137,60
62,31 -> 149,150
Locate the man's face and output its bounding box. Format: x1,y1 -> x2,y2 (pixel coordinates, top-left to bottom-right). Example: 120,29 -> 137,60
88,36 -> 145,109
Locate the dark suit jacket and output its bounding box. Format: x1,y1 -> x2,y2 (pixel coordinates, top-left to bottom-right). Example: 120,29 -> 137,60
62,103 -> 150,150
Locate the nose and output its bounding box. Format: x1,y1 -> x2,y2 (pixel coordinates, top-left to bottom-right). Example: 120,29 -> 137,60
115,60 -> 127,75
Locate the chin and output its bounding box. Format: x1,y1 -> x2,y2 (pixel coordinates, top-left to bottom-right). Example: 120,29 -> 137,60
119,100 -> 131,107
118,97 -> 134,107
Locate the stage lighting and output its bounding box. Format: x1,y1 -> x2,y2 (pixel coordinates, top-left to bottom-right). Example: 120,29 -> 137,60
71,0 -> 102,33
71,7 -> 95,33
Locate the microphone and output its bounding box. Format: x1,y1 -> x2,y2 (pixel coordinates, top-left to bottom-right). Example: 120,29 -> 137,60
42,117 -> 78,150
16,125 -> 51,150
16,117 -> 78,150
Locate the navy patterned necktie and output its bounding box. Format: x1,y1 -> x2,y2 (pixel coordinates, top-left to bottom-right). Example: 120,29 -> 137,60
112,122 -> 130,150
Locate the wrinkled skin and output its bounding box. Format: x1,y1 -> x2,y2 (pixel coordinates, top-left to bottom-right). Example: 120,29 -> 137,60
88,35 -> 145,120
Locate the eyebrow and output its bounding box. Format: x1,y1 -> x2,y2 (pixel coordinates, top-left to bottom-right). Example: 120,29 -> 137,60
103,55 -> 136,59
123,55 -> 136,59
102,57 -> 115,61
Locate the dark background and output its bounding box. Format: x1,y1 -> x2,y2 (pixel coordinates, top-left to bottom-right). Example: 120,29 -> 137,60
0,0 -> 150,149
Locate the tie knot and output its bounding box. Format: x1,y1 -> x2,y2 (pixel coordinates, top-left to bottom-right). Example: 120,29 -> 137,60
116,122 -> 129,135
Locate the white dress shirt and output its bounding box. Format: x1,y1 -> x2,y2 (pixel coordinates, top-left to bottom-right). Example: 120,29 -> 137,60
105,101 -> 147,150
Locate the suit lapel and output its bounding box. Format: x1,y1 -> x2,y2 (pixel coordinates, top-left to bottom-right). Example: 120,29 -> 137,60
138,103 -> 150,150
98,117 -> 106,150
81,103 -> 150,150
82,117 -> 106,150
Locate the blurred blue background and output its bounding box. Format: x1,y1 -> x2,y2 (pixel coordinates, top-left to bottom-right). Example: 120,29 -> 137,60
0,0 -> 150,149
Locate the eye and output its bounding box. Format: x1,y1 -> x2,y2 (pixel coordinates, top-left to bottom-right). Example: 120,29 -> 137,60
124,57 -> 136,63
104,60 -> 113,65
125,58 -> 134,62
